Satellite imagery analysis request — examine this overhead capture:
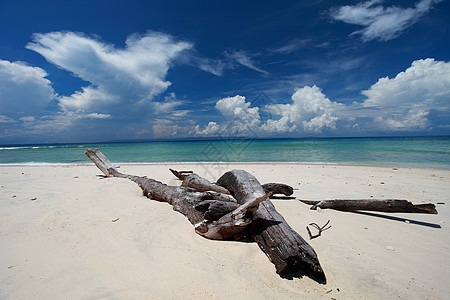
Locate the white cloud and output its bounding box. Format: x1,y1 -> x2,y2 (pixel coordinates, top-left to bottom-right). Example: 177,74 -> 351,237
0,115 -> 17,123
0,59 -> 119,140
152,123 -> 196,138
2,31 -> 220,142
362,58 -> 450,108
152,92 -> 186,115
195,121 -> 221,135
330,0 -> 442,41
361,58 -> 450,130
0,60 -> 75,139
196,58 -> 449,136
0,59 -> 56,118
26,31 -> 193,116
196,86 -> 342,136
375,108 -> 429,130
215,95 -> 261,126
195,95 -> 263,136
263,85 -> 343,133
84,113 -> 111,119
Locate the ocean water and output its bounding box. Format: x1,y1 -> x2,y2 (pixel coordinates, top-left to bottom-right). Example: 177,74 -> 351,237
1,136 -> 449,168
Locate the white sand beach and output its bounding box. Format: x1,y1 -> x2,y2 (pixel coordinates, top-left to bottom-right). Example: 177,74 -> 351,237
0,163 -> 449,299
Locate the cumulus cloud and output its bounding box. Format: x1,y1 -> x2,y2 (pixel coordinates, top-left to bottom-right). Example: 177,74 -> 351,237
152,123 -> 196,138
194,95 -> 264,137
263,86 -> 343,133
26,31 -> 193,116
196,58 -> 449,136
330,0 -> 442,41
0,59 -> 69,138
0,59 -> 56,118
195,121 -> 221,136
215,95 -> 261,126
1,32 -> 197,141
196,86 -> 343,136
0,30 -> 199,141
374,108 -> 429,130
361,58 -> 450,130
362,58 -> 450,107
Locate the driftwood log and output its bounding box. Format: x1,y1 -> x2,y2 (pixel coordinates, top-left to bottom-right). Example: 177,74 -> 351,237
300,199 -> 437,214
85,149 -> 261,240
85,148 -> 325,281
217,170 -> 325,280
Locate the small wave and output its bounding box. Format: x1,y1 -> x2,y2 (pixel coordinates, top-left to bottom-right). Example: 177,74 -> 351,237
0,146 -> 46,150
0,162 -> 93,166
0,147 -> 22,150
0,145 -> 74,150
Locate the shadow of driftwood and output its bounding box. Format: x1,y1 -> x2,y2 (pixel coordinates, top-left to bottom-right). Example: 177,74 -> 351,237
347,210 -> 441,229
280,267 -> 327,284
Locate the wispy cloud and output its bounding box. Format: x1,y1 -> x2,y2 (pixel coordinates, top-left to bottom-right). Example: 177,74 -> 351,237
187,56 -> 229,76
329,0 -> 442,41
178,47 -> 271,77
225,50 -> 269,75
272,39 -> 312,54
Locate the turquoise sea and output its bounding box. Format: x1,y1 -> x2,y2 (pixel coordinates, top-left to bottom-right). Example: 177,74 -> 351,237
1,136 -> 449,168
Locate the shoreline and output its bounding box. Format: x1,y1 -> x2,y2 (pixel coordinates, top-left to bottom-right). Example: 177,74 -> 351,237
1,161 -> 449,171
1,163 -> 449,298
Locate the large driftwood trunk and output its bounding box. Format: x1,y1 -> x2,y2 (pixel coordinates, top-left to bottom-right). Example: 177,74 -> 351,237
300,199 -> 437,214
217,170 -> 326,281
85,149 -> 266,240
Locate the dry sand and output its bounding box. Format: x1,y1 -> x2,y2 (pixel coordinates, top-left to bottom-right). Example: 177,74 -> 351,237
0,163 -> 449,299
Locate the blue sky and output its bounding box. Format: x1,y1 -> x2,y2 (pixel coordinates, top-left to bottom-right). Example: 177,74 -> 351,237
0,0 -> 449,144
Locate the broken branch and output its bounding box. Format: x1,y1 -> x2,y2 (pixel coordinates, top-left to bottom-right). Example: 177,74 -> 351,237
170,168 -> 231,195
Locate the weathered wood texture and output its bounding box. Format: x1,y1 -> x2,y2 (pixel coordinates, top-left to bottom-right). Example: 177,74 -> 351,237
85,148 -> 118,177
85,149 -> 264,240
300,199 -> 437,214
262,183 -> 294,196
170,168 -> 231,194
217,170 -> 326,281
